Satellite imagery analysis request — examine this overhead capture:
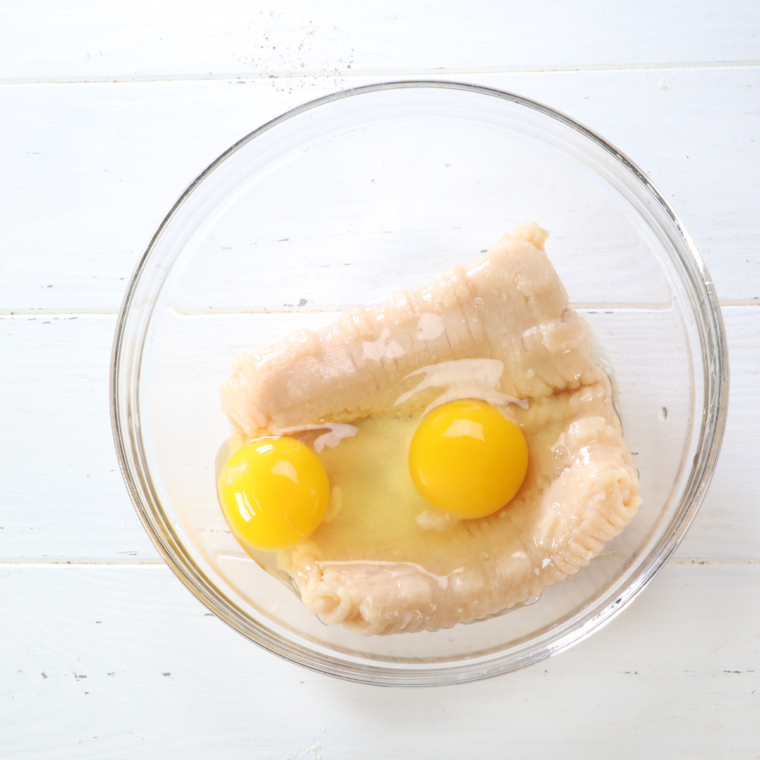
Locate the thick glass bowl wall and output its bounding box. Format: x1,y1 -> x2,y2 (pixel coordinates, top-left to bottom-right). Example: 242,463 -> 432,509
112,82 -> 728,685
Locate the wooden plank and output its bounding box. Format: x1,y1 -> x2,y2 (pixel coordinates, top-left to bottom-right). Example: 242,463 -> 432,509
0,305 -> 754,562
1,0 -> 759,83
677,305 -> 760,560
1,66 -> 758,314
144,306 -> 695,574
0,563 -> 758,758
0,315 -> 157,560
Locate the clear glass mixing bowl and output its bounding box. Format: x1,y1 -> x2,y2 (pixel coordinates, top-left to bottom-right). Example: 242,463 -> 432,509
111,82 -> 728,685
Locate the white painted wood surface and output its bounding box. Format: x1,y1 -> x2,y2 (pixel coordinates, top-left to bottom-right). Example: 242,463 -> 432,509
1,2 -> 758,757
2,564 -> 759,759
2,0 -> 758,82
3,67 -> 760,310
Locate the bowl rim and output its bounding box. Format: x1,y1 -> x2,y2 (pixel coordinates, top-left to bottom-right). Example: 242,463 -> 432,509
110,79 -> 730,686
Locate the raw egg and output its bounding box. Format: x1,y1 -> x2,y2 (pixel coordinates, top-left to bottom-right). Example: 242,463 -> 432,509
408,400 -> 528,519
217,437 -> 329,551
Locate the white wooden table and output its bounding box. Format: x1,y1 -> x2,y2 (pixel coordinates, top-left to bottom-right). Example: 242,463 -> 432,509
2,2 -> 758,757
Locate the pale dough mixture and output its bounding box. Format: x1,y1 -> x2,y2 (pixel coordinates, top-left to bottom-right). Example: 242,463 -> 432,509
221,223 -> 642,635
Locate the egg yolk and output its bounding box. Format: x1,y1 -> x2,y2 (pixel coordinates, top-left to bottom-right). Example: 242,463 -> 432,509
408,400 -> 529,519
217,437 -> 329,551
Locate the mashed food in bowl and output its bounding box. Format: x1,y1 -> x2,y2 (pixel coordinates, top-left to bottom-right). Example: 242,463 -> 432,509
217,223 -> 642,635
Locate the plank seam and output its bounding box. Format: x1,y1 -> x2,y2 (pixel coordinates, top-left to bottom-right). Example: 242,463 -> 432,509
0,300 -> 758,318
0,59 -> 759,86
1,558 -> 757,567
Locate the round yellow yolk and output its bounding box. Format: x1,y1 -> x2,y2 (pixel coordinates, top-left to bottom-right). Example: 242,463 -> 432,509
217,437 -> 329,551
408,400 -> 529,519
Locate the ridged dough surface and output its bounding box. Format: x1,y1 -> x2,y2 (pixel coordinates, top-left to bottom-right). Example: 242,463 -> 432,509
220,225 -> 642,635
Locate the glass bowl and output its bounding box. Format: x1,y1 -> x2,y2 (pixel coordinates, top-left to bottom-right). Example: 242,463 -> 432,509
111,81 -> 728,686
